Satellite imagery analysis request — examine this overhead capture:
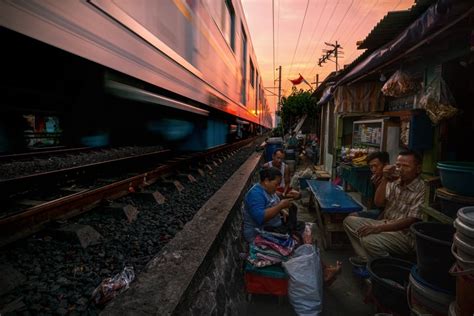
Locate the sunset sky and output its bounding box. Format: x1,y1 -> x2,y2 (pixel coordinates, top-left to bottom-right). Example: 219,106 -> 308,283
241,0 -> 415,116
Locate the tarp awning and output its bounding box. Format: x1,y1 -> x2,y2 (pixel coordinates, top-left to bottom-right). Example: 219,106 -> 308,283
339,0 -> 474,85
317,86 -> 334,106
334,82 -> 385,113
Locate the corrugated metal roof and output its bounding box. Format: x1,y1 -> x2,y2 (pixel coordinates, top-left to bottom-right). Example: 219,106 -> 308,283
357,0 -> 437,50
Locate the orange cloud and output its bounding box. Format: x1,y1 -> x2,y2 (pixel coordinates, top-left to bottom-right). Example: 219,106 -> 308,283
241,0 -> 415,118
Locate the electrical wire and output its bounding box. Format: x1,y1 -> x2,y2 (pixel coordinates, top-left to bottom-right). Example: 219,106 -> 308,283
344,0 -> 403,62
272,0 -> 276,108
293,0 -> 328,79
272,0 -> 276,87
276,0 -> 280,69
303,0 -> 342,79
341,0 -> 380,61
328,0 -> 355,43
286,0 -> 311,86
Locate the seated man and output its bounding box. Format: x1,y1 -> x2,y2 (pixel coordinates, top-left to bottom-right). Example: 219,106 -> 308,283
349,151 -> 390,219
263,149 -> 300,199
243,167 -> 342,284
343,150 -> 425,264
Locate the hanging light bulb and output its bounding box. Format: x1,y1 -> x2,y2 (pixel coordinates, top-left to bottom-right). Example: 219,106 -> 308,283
379,73 -> 387,82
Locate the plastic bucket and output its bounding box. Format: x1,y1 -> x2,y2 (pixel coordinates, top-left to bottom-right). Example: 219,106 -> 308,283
410,222 -> 456,291
457,206 -> 474,227
454,218 -> 474,239
448,301 -> 458,316
367,257 -> 413,315
437,161 -> 474,196
454,233 -> 474,257
408,266 -> 454,316
449,264 -> 474,316
451,242 -> 474,273
436,188 -> 474,218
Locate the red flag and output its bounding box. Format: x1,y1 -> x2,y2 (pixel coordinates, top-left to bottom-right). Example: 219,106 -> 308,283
289,74 -> 304,85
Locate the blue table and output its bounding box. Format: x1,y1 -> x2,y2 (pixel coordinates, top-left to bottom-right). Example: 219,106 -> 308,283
306,180 -> 363,213
306,180 -> 363,249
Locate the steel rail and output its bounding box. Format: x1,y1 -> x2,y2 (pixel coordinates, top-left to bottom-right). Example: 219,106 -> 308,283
0,147 -> 92,163
0,137 -> 256,247
0,149 -> 172,198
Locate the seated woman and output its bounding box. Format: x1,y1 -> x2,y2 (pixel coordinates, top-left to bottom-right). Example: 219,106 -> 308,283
243,167 -> 292,243
262,149 -> 301,199
243,167 -> 341,285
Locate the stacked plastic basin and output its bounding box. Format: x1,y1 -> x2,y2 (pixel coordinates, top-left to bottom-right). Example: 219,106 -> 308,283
437,162 -> 474,218
409,222 -> 456,315
450,206 -> 474,316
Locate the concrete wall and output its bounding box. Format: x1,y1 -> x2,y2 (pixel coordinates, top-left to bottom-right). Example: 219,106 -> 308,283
174,208 -> 246,315
102,151 -> 262,315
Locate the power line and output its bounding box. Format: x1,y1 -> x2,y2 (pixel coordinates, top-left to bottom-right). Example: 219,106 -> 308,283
293,0 -> 328,78
328,0 -> 355,43
276,0 -> 280,68
338,0 -> 379,63
286,0 -> 311,85
304,0 -> 342,79
272,0 -> 279,110
392,0 -> 403,11
344,0 -> 405,62
332,0 -> 368,46
272,0 -> 275,87
341,0 -> 380,53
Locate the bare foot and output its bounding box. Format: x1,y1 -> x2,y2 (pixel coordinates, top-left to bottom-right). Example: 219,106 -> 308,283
324,261 -> 342,287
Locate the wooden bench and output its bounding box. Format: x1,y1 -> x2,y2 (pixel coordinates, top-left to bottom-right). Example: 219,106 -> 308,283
306,179 -> 363,250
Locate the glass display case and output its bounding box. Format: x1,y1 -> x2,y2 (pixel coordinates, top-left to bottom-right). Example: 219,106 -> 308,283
353,118 -> 400,164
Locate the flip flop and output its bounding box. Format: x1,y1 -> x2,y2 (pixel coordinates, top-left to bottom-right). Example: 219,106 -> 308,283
324,261 -> 342,287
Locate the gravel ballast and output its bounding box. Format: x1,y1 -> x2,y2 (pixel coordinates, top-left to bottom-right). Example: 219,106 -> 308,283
0,142 -> 259,315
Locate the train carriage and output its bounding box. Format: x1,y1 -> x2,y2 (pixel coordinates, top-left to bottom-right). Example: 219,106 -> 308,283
0,0 -> 272,152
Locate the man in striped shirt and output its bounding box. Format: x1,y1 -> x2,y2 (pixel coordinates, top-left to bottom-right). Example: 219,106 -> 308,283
344,150 -> 425,264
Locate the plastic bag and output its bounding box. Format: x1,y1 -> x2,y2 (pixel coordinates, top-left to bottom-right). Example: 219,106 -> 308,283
290,167 -> 314,189
418,75 -> 458,124
91,266 -> 135,306
381,70 -> 419,97
282,244 -> 322,316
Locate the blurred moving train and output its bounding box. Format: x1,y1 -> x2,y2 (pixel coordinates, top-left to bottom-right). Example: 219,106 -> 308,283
0,0 -> 272,152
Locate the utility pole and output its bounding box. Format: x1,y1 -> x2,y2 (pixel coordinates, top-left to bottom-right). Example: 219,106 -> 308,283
311,74 -> 319,89
277,65 -> 282,112
318,41 -> 343,72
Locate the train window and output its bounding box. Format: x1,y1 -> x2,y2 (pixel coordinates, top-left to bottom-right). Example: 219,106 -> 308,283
104,1 -> 196,66
225,0 -> 236,51
250,60 -> 255,88
256,72 -> 259,102
205,0 -> 235,51
240,24 -> 247,105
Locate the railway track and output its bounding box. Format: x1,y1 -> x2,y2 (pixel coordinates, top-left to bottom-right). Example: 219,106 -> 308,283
0,138 -> 256,247
0,148 -> 172,199
0,147 -> 92,163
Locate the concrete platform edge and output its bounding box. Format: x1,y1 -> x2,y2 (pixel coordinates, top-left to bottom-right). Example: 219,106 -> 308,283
102,151 -> 263,315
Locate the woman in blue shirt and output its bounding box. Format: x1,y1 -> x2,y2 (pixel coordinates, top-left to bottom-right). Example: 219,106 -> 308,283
243,167 -> 292,242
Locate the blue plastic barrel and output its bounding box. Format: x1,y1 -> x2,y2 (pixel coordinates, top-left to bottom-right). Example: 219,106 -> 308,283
265,137 -> 283,162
